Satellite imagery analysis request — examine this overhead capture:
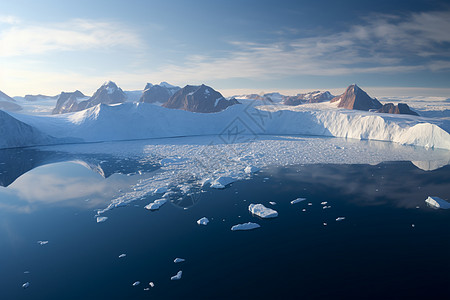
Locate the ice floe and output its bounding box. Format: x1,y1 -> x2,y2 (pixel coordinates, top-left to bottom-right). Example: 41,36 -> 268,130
154,187 -> 168,194
171,270 -> 182,280
269,201 -> 276,205
425,196 -> 450,209
244,165 -> 260,174
248,203 -> 278,218
144,199 -> 167,211
37,241 -> 48,245
197,217 -> 209,225
174,258 -> 185,263
336,217 -> 346,221
231,222 -> 261,231
132,281 -> 140,286
96,216 -> 108,223
118,254 -> 126,258
149,282 -> 155,287
291,198 -> 306,204
210,176 -> 236,189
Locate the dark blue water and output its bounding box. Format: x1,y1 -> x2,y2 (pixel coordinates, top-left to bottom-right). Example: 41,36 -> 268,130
0,150 -> 449,299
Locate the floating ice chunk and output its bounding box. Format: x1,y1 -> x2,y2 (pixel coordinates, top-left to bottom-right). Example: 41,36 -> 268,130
302,209 -> 306,212
37,241 -> 48,245
24,271 -> 30,274
322,206 -> 331,209
321,201 -> 328,205
425,196 -> 450,209
307,202 -> 312,206
145,199 -> 167,211
210,176 -> 236,189
174,258 -> 185,263
197,217 -> 209,225
149,282 -> 155,287
154,187 -> 168,194
336,217 -> 346,221
244,165 -> 260,174
231,222 -> 261,231
132,281 -> 140,286
144,288 -> 150,291
22,282 -> 30,289
118,254 -> 126,258
96,216 -> 108,223
248,203 -> 278,218
323,222 -> 327,226
269,201 -> 277,205
291,198 -> 306,204
171,270 -> 182,280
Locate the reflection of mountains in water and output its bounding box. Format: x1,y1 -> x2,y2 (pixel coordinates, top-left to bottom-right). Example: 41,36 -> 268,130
0,148 -> 160,187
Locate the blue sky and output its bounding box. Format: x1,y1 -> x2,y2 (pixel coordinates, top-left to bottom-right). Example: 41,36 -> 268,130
1,0 -> 450,96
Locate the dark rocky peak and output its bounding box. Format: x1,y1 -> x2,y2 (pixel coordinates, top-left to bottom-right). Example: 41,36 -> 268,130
52,90 -> 86,114
331,84 -> 382,111
377,103 -> 419,116
163,84 -> 240,113
140,82 -> 181,104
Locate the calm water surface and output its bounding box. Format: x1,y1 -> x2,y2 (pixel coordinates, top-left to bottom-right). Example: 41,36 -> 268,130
0,147 -> 449,299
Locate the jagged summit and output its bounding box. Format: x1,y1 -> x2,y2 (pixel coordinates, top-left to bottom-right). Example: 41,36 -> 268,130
140,82 -> 181,104
0,90 -> 23,112
331,84 -> 382,111
163,84 -> 240,113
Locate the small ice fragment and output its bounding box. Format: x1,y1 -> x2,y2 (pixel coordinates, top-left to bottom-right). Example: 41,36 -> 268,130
37,241 -> 48,245
291,198 -> 306,204
149,282 -> 155,288
132,281 -> 140,286
231,222 -> 260,231
322,206 -> 331,209
22,282 -> 30,289
269,202 -> 276,205
174,258 -> 185,263
323,223 -> 327,226
307,202 -> 312,206
302,209 -> 306,212
171,271 -> 182,280
210,176 -> 235,189
144,199 -> 167,211
197,217 -> 209,225
412,224 -> 415,228
244,166 -> 260,174
263,177 -> 269,180
416,206 -> 420,209
321,201 -> 328,205
24,271 -> 30,274
154,187 -> 168,194
96,216 -> 108,223
336,217 -> 346,221
248,204 -> 278,218
144,288 -> 150,291
118,254 -> 126,258
425,196 -> 450,209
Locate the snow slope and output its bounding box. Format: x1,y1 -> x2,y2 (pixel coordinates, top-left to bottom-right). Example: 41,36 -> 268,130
8,100 -> 450,151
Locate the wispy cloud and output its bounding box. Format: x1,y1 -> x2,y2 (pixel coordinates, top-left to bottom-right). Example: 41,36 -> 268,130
0,15 -> 21,25
149,10 -> 450,81
0,18 -> 143,57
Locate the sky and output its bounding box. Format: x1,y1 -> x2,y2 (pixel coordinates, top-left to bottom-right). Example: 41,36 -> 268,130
1,0 -> 450,97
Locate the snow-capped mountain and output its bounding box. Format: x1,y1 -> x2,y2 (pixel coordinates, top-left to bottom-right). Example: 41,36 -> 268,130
237,93 -> 283,103
0,90 -> 22,112
331,84 -> 382,111
163,84 -> 240,113
52,90 -> 87,114
140,82 -> 181,104
283,91 -> 334,106
77,81 -> 126,110
377,103 -> 419,116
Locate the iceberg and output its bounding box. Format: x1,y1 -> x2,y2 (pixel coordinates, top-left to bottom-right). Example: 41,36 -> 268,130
425,196 -> 450,209
37,240 -> 48,245
291,198 -> 306,204
132,281 -> 140,286
144,199 -> 167,211
118,254 -> 126,258
22,282 -> 30,289
171,270 -> 182,280
210,176 -> 236,189
231,222 -> 261,231
336,217 -> 346,221
174,258 -> 185,263
197,217 -> 209,225
96,216 -> 108,223
248,203 -> 278,218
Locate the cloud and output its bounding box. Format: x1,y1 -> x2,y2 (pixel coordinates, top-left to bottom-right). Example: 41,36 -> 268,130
0,18 -> 143,57
148,9 -> 450,82
0,15 -> 21,25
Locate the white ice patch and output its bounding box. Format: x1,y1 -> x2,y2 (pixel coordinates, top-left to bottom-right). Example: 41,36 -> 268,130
144,199 -> 167,211
154,187 -> 168,194
269,201 -> 277,205
291,198 -> 306,204
22,282 -> 30,289
231,222 -> 261,231
244,165 -> 260,174
248,203 -> 278,218
118,254 -> 126,258
96,216 -> 108,223
197,217 -> 209,225
210,176 -> 236,189
425,196 -> 450,209
37,240 -> 48,245
132,281 -> 140,286
336,217 -> 346,221
171,270 -> 182,280
174,258 -> 185,263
